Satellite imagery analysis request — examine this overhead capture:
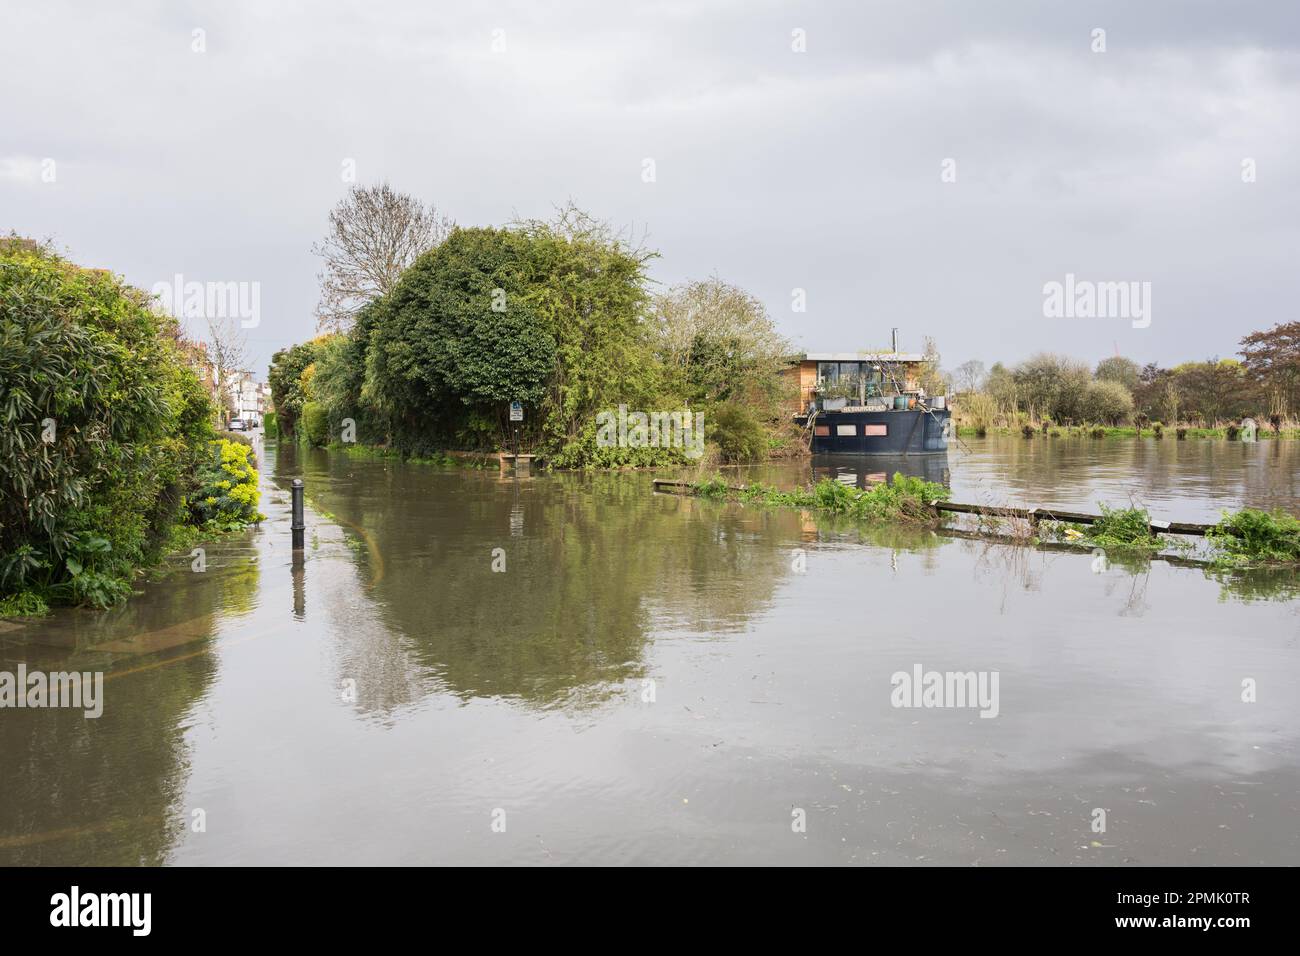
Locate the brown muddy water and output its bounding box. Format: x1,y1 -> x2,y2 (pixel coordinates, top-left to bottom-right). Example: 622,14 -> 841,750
2,435 -> 1298,865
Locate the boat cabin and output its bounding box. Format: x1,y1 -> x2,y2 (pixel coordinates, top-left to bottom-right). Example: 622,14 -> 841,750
785,352 -> 934,413
784,352 -> 950,455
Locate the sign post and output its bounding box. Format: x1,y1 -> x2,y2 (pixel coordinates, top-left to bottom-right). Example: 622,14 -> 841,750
509,401 -> 523,459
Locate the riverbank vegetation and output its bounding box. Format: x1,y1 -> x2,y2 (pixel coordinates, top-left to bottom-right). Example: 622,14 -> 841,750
1043,505 -> 1168,554
1205,508 -> 1300,568
271,190 -> 803,468
952,332 -> 1300,438
681,470 -> 1300,577
0,239 -> 261,612
692,473 -> 951,524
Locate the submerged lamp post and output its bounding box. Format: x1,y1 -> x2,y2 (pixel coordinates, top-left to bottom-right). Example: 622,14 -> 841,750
291,478 -> 305,550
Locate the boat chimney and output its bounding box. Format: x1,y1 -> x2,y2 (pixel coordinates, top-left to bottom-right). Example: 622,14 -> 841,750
891,327 -> 898,353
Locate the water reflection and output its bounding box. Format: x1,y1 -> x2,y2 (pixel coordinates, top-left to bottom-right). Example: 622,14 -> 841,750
0,538 -> 258,864
283,450 -> 804,710
1,435 -> 1297,865
810,452 -> 950,489
944,434 -> 1300,522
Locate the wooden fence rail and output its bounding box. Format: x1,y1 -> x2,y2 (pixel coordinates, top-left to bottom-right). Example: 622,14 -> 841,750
651,478 -> 1222,536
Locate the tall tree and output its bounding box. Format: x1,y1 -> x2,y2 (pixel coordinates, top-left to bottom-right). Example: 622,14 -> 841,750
312,182 -> 453,332
651,277 -> 791,407
1170,359 -> 1256,425
953,359 -> 986,393
1095,356 -> 1140,391
1240,321 -> 1300,419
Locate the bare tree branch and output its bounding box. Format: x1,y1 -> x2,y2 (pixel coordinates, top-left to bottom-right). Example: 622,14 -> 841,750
204,315 -> 249,424
508,198 -> 657,265
311,182 -> 453,332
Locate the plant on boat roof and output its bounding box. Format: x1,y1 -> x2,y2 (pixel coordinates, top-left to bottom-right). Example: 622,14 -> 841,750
817,380 -> 860,401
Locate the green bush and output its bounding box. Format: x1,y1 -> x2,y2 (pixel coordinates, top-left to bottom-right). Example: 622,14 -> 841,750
1085,504 -> 1164,551
0,590 -> 49,617
267,340 -> 320,437
262,410 -> 277,437
707,402 -> 767,463
0,240 -> 215,607
301,401 -> 329,447
1207,508 -> 1300,566
1079,379 -> 1134,425
693,473 -> 949,524
215,429 -> 254,450
190,439 -> 264,531
359,223 -> 673,464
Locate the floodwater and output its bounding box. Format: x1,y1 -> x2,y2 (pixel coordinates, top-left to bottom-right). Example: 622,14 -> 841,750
2,435 -> 1298,865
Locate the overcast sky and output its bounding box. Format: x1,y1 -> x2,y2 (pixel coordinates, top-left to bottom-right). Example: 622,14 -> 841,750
4,0 -> 1298,377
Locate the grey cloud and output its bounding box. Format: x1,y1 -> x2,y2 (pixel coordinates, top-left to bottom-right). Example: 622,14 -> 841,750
3,0 -> 1297,373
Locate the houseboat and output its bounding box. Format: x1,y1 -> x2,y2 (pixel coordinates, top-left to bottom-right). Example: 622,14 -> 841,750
786,351 -> 950,455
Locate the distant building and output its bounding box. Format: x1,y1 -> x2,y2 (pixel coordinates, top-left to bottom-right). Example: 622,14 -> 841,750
175,346 -> 267,427
228,371 -> 267,425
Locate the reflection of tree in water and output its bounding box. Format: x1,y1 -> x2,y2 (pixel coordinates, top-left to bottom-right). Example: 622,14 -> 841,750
310,467 -> 803,710
0,554 -> 245,864
300,448 -> 1300,717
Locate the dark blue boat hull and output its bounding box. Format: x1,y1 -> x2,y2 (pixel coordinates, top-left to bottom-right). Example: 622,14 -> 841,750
799,408 -> 950,455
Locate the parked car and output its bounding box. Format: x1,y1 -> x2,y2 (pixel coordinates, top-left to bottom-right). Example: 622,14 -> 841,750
228,419 -> 247,431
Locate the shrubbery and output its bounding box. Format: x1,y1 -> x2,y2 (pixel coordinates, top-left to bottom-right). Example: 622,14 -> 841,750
271,212 -> 796,468
190,439 -> 264,531
1,240 -> 219,608
707,402 -> 768,463
1207,508 -> 1300,566
301,401 -> 329,447
1079,378 -> 1134,425
266,339 -> 319,438
696,473 -> 950,524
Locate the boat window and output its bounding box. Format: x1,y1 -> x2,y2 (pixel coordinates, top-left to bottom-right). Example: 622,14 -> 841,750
817,361 -> 838,383
835,424 -> 856,437
864,424 -> 888,436
814,424 -> 830,437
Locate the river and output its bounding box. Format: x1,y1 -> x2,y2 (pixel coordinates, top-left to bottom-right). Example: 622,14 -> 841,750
2,435 -> 1297,865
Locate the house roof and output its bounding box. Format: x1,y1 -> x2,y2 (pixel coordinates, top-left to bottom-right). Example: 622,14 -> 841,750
799,352 -> 927,363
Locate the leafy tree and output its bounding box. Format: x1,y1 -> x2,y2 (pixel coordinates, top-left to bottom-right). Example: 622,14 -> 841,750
511,215 -> 663,462
267,340 -> 322,437
363,227 -> 558,452
1240,321 -> 1300,418
1012,353 -> 1091,422
1079,378 -> 1134,424
1095,356 -> 1140,392
1168,359 -> 1257,425
651,277 -> 791,409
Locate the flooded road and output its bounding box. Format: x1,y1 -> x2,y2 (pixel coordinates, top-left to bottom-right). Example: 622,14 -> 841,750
2,436 -> 1298,865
